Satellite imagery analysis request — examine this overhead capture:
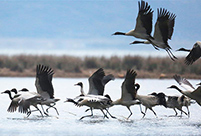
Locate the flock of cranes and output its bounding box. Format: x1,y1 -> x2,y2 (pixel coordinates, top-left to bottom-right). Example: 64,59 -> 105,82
1,64 -> 198,120
1,0 -> 201,120
2,64 -> 60,117
112,0 -> 201,64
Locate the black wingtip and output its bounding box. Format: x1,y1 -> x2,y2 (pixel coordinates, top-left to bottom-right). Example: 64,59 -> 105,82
36,64 -> 54,76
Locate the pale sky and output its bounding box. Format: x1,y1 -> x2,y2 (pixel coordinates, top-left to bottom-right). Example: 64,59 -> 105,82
0,0 -> 200,57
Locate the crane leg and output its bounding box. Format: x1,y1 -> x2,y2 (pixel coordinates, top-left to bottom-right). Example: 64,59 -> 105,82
168,49 -> 178,59
127,106 -> 132,119
186,106 -> 190,117
46,103 -> 59,115
153,45 -> 160,50
168,108 -> 178,117
85,108 -> 90,112
177,108 -> 187,117
105,109 -> 116,119
27,108 -> 32,117
80,108 -> 93,120
139,104 -> 145,116
149,108 -> 157,118
142,107 -> 148,118
174,108 -> 178,116
166,49 -> 177,61
35,106 -> 43,117
27,106 -> 43,117
41,105 -> 49,116
100,109 -> 108,119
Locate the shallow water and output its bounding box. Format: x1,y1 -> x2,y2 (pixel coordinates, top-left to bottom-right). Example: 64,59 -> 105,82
0,77 -> 201,136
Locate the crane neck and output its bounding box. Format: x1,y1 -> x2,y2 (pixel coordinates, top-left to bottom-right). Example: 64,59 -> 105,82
66,98 -> 78,105
7,91 -> 13,100
169,85 -> 183,93
177,48 -> 191,52
135,84 -> 140,91
112,32 -> 126,35
80,86 -> 85,96
130,40 -> 149,44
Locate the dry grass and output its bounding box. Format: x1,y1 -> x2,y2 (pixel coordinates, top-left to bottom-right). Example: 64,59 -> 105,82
0,54 -> 200,79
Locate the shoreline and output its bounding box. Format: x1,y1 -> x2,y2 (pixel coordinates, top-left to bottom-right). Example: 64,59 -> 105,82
0,69 -> 200,79
0,54 -> 200,79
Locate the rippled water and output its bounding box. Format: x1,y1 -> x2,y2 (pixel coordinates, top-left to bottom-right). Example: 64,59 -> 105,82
0,77 -> 201,136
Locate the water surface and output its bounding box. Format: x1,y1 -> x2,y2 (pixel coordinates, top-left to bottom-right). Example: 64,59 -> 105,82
0,78 -> 201,136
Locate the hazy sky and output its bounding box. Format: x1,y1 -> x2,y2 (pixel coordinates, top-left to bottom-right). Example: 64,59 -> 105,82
0,0 -> 200,57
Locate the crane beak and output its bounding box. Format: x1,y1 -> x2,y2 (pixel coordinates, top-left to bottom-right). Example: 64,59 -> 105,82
196,82 -> 201,86
64,98 -> 70,103
1,90 -> 7,94
175,48 -> 181,51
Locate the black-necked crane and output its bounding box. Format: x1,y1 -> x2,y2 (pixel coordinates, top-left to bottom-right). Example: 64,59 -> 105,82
1,88 -> 44,117
65,94 -> 115,120
112,0 -> 153,42
74,82 -> 85,96
166,95 -> 191,117
11,88 -> 46,117
1,88 -> 17,100
35,64 -> 60,116
176,41 -> 201,65
130,8 -> 177,61
112,69 -> 141,119
168,74 -> 201,106
135,86 -> 167,118
74,68 -> 115,96
66,68 -> 115,119
87,68 -> 115,95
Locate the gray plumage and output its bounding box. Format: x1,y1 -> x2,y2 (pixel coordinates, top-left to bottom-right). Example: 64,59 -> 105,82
131,8 -> 177,61
35,64 -> 60,115
168,75 -> 201,106
177,41 -> 201,65
112,0 -> 153,40
88,68 -> 115,95
112,69 -> 142,119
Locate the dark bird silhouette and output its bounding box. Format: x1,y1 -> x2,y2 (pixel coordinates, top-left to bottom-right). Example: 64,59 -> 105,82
176,41 -> 201,65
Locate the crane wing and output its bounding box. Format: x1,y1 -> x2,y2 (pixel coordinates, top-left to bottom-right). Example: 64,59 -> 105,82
167,12 -> 176,40
191,86 -> 201,97
102,74 -> 115,86
173,75 -> 195,92
35,64 -> 55,98
121,69 -> 137,101
7,101 -> 18,113
18,99 -> 30,114
88,68 -> 105,95
153,8 -> 176,44
185,42 -> 201,65
134,0 -> 153,36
